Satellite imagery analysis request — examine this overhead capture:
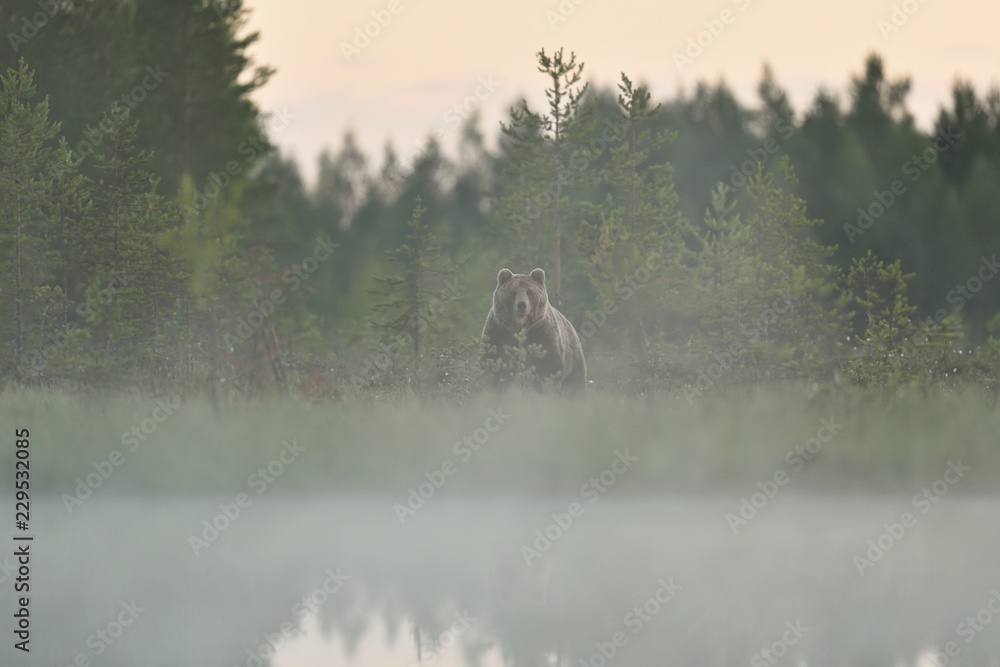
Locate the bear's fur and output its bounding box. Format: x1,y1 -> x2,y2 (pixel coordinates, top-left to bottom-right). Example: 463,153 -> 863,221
481,268 -> 587,393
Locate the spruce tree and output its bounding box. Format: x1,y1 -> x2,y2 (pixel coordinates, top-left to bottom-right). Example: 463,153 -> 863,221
368,197 -> 465,381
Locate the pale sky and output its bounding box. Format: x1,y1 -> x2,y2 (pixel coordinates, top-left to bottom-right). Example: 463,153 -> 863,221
244,0 -> 999,187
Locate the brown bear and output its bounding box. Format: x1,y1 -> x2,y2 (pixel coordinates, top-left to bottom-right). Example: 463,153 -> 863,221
481,268 -> 587,393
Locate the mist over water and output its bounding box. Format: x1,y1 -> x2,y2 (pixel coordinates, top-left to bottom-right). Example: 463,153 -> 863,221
2,389 -> 999,667
5,491 -> 1000,667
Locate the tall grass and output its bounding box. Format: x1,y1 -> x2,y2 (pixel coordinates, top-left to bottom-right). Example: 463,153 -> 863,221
2,386 -> 998,498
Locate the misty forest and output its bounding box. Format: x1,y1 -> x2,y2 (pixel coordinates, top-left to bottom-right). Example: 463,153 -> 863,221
3,2 -> 1000,399
3,1 -> 1000,667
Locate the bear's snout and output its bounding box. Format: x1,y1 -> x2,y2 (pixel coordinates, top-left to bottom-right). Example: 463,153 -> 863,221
515,300 -> 528,315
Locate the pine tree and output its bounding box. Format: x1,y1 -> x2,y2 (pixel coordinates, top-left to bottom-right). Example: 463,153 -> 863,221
742,158 -> 847,378
496,48 -> 594,306
69,107 -> 182,385
37,136 -> 90,384
0,59 -> 63,378
684,158 -> 847,388
132,0 -> 274,189
839,249 -> 962,390
314,130 -> 369,230
2,0 -> 273,195
684,184 -> 756,366
756,63 -> 794,133
368,197 -> 465,381
583,74 -> 687,354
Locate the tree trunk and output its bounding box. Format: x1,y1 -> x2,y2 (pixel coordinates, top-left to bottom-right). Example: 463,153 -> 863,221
413,226 -> 422,359
554,183 -> 562,308
12,175 -> 23,364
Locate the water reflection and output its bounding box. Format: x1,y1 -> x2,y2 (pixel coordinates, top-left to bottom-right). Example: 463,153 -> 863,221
7,495 -> 1000,667
273,612 -> 506,667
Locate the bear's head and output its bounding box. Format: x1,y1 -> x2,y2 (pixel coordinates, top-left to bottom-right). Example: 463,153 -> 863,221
493,268 -> 549,332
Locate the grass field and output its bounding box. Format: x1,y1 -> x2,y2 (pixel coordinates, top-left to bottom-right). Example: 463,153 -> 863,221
3,385 -> 998,500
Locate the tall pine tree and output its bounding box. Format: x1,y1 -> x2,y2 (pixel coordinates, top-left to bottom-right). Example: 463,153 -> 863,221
496,48 -> 594,306
0,59 -> 64,378
583,74 -> 688,354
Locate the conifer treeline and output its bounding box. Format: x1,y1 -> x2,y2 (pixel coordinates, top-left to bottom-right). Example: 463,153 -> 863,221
2,1 -> 1000,399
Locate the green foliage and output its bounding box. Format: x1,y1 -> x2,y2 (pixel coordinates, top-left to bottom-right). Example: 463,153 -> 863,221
581,74 -> 687,360
842,250 -> 915,384
968,336 -> 1000,408
71,109 -> 184,385
6,31 -> 1000,406
495,48 -> 595,306
682,159 -> 847,393
8,388 -> 1000,497
0,59 -> 64,378
0,0 -> 272,194
480,327 -> 549,395
368,197 -> 467,386
841,251 -> 965,392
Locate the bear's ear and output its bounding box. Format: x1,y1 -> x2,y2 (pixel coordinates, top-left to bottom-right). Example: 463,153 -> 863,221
529,268 -> 545,286
497,268 -> 513,286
